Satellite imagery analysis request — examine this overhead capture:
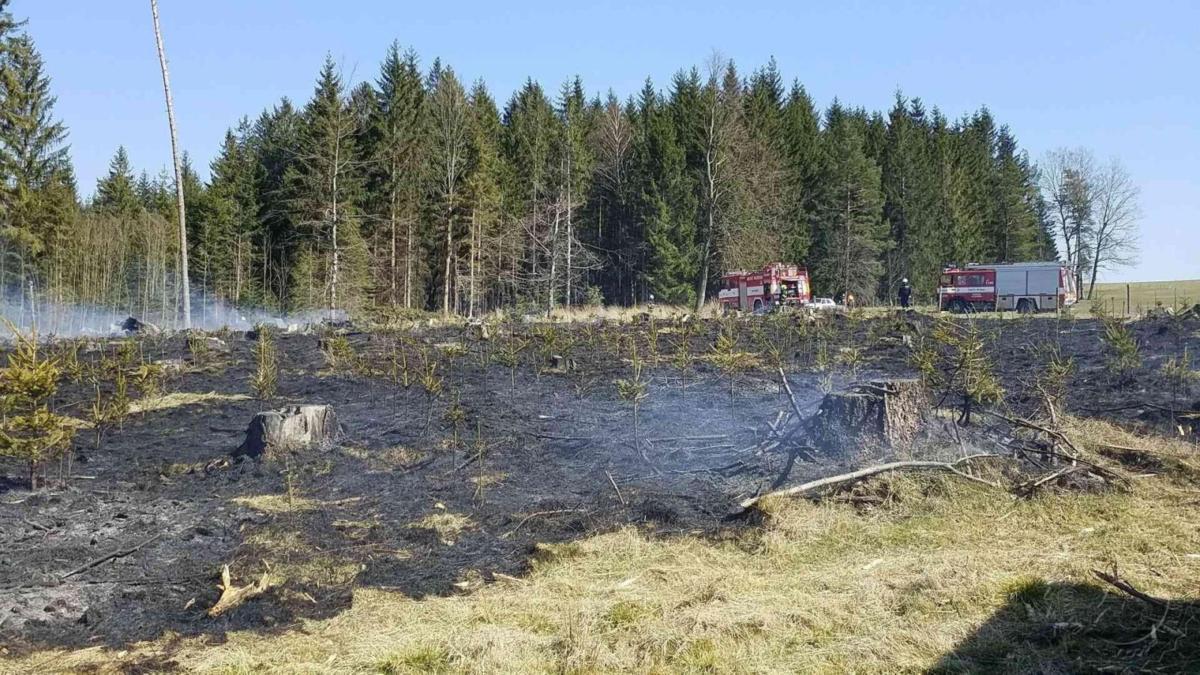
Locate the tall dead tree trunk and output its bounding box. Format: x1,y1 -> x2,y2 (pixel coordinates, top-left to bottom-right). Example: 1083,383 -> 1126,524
150,0 -> 190,328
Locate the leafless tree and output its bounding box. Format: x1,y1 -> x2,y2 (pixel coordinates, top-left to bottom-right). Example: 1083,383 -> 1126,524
694,52 -> 741,311
1086,158 -> 1139,297
149,0 -> 190,327
1040,148 -> 1139,298
1040,148 -> 1095,293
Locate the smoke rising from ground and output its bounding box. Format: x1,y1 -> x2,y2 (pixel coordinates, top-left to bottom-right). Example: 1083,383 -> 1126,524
0,291 -> 346,339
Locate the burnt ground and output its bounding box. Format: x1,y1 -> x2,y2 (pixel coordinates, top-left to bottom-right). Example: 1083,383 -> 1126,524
0,312 -> 1197,658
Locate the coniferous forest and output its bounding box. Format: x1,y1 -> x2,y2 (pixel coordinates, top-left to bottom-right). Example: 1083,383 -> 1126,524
0,4 -> 1065,324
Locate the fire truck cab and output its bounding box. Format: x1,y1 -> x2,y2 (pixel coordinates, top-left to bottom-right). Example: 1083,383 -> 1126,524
938,262 -> 1077,313
718,263 -> 811,312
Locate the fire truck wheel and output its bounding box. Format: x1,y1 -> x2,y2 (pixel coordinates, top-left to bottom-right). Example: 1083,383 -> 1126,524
753,299 -> 763,311
1017,298 -> 1035,314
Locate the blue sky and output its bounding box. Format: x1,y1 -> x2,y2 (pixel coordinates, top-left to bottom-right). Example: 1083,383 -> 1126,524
21,0 -> 1199,283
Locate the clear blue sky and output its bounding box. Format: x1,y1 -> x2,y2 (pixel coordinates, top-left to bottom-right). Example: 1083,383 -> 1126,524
20,0 -> 1199,283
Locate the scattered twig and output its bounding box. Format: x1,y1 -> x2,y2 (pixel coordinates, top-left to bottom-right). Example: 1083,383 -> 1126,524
606,470 -> 626,506
22,517 -> 51,532
777,368 -> 807,424
502,509 -> 584,538
61,531 -> 164,580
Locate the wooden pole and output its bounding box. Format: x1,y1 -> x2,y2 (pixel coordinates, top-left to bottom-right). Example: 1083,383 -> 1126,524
150,0 -> 191,329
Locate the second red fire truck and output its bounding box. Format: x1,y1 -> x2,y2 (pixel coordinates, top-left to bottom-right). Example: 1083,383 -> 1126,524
938,262 -> 1077,313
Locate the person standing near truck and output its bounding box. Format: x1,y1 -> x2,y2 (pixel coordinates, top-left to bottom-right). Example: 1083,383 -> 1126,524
899,278 -> 912,308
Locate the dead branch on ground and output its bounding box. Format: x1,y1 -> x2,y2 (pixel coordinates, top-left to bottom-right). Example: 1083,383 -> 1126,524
61,532 -> 164,580
738,454 -> 1003,511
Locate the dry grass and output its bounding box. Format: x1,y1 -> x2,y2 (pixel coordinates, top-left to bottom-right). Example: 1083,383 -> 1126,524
411,511 -> 475,546
129,391 -> 251,414
10,418 -> 1200,674
231,494 -> 321,514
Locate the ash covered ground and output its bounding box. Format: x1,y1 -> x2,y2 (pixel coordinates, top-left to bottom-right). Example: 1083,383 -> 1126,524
0,312 -> 1196,655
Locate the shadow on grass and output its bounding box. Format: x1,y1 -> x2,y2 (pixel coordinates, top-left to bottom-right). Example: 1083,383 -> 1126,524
931,580 -> 1200,674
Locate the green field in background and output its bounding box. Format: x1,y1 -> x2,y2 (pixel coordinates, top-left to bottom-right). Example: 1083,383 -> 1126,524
1083,279 -> 1200,315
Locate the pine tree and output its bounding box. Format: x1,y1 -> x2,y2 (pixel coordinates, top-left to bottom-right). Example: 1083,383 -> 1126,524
779,81 -> 822,267
0,31 -> 70,283
369,43 -> 427,308
248,98 -> 301,307
555,76 -> 594,308
203,128 -> 260,303
502,79 -> 558,306
588,91 -> 635,304
287,56 -> 366,314
633,80 -> 697,304
811,102 -> 886,301
880,92 -> 938,298
94,147 -> 141,218
464,79 -> 504,315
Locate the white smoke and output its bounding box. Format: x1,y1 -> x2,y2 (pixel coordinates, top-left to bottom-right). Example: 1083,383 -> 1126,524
0,291 -> 347,339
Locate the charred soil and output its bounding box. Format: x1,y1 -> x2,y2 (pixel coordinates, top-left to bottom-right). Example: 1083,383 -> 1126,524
0,312 -> 1196,658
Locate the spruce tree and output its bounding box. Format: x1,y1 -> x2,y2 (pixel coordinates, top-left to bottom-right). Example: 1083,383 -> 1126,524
633,80 -> 697,304
464,79 -> 504,315
881,92 -> 937,298
779,81 -> 822,267
502,79 -> 557,305
0,32 -> 69,270
94,147 -> 141,218
287,56 -> 367,314
369,43 -> 427,308
811,102 -> 886,301
249,98 -> 302,307
555,76 -> 594,307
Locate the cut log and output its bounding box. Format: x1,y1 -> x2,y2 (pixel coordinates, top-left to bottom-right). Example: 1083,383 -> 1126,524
809,379 -> 927,457
208,564 -> 270,617
235,405 -> 338,461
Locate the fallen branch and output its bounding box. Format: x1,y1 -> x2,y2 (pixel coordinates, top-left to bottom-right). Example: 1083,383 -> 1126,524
208,564 -> 271,617
986,411 -> 1131,487
739,454 -> 1002,511
61,532 -> 163,580
1017,466 -> 1089,496
1092,568 -> 1168,609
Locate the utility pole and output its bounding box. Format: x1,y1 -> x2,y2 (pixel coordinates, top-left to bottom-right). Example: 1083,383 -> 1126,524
151,0 -> 191,328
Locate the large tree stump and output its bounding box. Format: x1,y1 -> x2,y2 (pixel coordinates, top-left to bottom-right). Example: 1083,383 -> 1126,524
235,405 -> 338,461
810,379 -> 927,457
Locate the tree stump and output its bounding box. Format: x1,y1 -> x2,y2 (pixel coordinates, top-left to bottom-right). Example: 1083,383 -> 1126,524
810,379 -> 927,457
235,405 -> 338,461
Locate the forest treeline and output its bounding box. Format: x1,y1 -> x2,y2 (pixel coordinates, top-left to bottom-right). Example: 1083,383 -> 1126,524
2,3 -> 1074,322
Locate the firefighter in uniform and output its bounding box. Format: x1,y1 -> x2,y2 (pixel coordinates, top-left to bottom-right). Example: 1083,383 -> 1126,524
899,278 -> 912,309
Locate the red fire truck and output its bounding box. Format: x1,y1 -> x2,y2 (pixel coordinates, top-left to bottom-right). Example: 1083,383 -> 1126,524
718,263 -> 812,312
938,262 -> 1077,313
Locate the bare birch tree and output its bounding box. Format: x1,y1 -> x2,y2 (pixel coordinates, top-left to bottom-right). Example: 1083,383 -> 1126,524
1040,148 -> 1095,293
694,53 -> 739,311
149,0 -> 190,327
1086,158 -> 1139,297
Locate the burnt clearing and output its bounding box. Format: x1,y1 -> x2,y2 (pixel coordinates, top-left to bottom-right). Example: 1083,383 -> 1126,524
0,312 -> 1197,656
